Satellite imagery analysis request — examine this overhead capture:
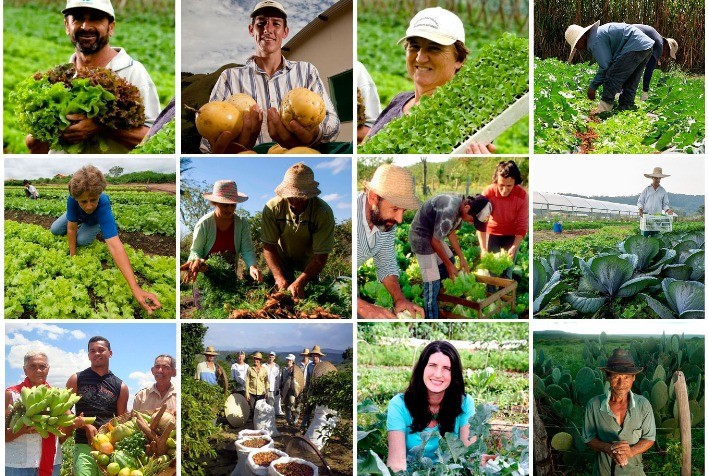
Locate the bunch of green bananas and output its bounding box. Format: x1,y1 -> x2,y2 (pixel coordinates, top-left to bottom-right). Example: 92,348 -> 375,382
7,385 -> 89,438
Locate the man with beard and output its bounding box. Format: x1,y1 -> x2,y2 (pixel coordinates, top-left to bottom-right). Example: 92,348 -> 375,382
67,336 -> 129,476
26,0 -> 160,154
261,163 -> 335,298
357,164 -> 424,318
200,0 -> 340,153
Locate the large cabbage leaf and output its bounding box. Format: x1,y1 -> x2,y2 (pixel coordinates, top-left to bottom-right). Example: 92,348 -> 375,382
564,292 -> 607,314
663,279 -> 705,319
585,255 -> 635,296
533,270 -> 569,313
619,235 -> 660,270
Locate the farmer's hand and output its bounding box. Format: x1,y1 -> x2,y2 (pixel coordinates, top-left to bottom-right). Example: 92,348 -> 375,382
249,265 -> 263,283
25,135 -> 50,154
62,114 -> 100,143
587,88 -> 596,100
357,298 -> 396,319
83,424 -> 98,442
287,280 -> 306,299
182,259 -> 207,283
394,298 -> 424,319
466,143 -> 496,154
480,454 -> 497,467
211,106 -> 262,153
267,108 -> 316,149
445,261 -> 459,280
666,208 -> 674,215
132,287 -> 162,315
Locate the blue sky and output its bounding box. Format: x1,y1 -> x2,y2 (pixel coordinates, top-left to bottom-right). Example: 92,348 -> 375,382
5,323 -> 176,409
181,156 -> 352,234
5,157 -> 175,181
203,322 -> 353,351
182,0 -> 337,73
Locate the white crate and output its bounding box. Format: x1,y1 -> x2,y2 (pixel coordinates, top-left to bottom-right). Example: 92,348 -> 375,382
640,215 -> 673,232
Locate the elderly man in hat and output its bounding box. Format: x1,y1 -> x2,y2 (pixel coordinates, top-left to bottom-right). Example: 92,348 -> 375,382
195,346 -> 224,386
183,180 -> 263,304
200,0 -> 340,153
246,352 -> 269,424
565,21 -> 654,114
358,164 -> 425,318
583,348 -> 655,475
27,0 -> 160,154
261,162 -> 335,298
637,167 -> 673,237
631,25 -> 678,101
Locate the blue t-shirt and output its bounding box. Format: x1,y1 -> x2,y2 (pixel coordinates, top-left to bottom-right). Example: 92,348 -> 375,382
66,193 -> 119,240
387,393 -> 475,461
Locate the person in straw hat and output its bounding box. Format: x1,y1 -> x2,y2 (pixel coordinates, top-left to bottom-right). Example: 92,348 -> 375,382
631,25 -> 678,101
565,21 -> 654,114
637,166 -> 673,237
261,162 -> 335,298
409,193 -> 491,319
246,351 -> 269,425
299,345 -> 326,432
358,164 -> 425,319
583,348 -> 655,475
27,0 -> 160,154
182,180 -> 263,305
194,346 -> 224,386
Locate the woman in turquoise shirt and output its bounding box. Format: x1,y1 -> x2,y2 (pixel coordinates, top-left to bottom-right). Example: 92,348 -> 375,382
386,341 -> 475,471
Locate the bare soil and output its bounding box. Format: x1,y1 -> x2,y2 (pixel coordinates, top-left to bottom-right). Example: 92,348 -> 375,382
5,210 -> 176,257
533,228 -> 599,243
114,182 -> 177,194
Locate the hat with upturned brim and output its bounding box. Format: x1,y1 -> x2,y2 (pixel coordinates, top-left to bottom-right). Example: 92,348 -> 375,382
565,20 -> 600,63
664,37 -> 678,59
275,162 -> 321,199
364,164 -> 421,211
203,346 -> 219,356
309,345 -> 326,357
251,351 -> 264,360
203,180 -> 248,204
300,348 -> 310,356
644,167 -> 670,179
63,0 -> 115,19
600,348 -> 643,375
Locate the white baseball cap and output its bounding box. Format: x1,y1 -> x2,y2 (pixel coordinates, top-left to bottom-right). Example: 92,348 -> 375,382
269,351 -> 276,356
63,0 -> 115,19
251,0 -> 287,18
398,7 -> 465,46
286,354 -> 296,361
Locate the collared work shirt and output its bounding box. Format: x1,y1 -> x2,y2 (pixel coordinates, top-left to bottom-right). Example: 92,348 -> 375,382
246,365 -> 269,396
356,192 -> 399,282
583,391 -> 656,475
637,185 -> 670,214
201,56 -> 340,150
132,383 -> 176,413
587,23 -> 655,90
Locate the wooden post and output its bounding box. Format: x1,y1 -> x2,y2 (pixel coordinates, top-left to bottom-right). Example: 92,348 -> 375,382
672,371 -> 691,475
533,402 -> 552,475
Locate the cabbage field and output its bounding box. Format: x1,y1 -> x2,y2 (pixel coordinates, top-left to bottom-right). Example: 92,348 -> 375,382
533,221 -> 705,319
534,58 -> 705,154
4,183 -> 176,318
534,331 -> 705,474
3,2 -> 175,153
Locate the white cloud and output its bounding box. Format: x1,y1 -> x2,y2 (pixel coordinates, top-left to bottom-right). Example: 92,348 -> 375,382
6,338 -> 87,389
130,371 -> 155,390
320,193 -> 341,202
336,201 -> 352,209
316,157 -> 350,175
71,330 -> 87,339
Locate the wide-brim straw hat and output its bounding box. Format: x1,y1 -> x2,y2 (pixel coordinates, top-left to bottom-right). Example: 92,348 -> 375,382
309,345 -> 326,357
364,164 -> 421,210
275,162 -> 321,199
300,348 -> 310,356
565,20 -> 600,63
644,167 -> 670,178
251,352 -> 264,360
664,38 -> 678,59
600,348 -> 643,375
203,346 -> 219,356
203,180 -> 248,204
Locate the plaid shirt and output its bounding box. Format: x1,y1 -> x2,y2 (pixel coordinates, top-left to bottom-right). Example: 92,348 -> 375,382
200,56 -> 340,151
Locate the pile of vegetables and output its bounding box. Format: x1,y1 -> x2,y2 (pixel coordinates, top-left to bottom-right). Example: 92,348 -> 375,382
478,250 -> 515,275
130,119 -> 175,154
227,290 -> 342,319
6,385 -> 89,437
359,33 -> 529,154
441,271 -> 487,301
91,404 -> 176,476
11,64 -> 146,153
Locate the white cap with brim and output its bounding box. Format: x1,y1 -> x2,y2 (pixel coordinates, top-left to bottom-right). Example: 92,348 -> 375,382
565,21 -> 599,63
251,0 -> 287,18
397,7 -> 465,46
63,0 -> 115,19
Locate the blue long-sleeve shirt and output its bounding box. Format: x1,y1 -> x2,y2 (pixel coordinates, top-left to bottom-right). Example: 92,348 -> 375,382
587,23 -> 655,90
632,24 -> 664,92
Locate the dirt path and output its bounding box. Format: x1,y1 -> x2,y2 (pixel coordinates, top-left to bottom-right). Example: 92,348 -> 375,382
533,228 -> 599,243
113,183 -> 177,194
5,210 -> 176,257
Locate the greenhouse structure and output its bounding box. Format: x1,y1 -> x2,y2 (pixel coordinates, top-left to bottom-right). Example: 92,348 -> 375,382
533,192 -> 639,219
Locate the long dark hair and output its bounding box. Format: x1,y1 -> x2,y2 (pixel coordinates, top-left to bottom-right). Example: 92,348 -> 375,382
403,341 -> 465,435
492,160 -> 522,185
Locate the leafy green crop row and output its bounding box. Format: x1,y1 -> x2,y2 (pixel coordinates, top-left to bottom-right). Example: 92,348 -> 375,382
359,33 -> 529,154
6,187 -> 175,205
534,58 -> 705,153
5,221 -> 175,318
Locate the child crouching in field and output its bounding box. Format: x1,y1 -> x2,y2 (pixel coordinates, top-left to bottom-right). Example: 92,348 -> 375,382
50,165 -> 162,315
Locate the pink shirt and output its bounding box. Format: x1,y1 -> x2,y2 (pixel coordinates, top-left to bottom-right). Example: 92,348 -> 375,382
482,184 -> 528,237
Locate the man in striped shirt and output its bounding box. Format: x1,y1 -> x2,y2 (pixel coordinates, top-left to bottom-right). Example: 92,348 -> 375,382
358,165 -> 425,318
200,0 -> 340,153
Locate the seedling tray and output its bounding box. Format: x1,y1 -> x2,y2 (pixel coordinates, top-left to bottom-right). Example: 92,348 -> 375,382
640,214 -> 674,232
438,274 -> 517,319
